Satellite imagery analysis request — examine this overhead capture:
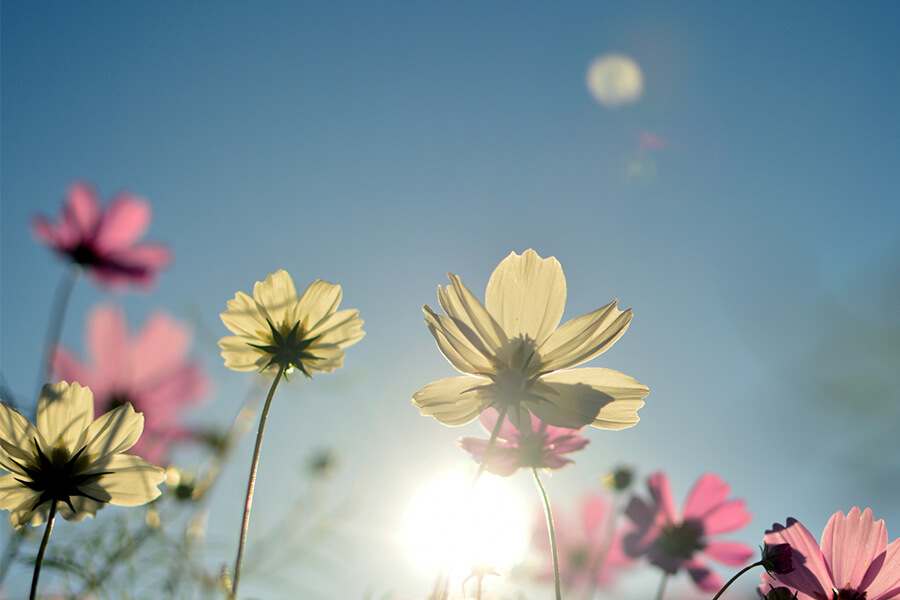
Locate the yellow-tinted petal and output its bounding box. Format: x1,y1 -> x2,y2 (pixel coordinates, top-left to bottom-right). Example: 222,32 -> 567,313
412,376 -> 486,426
424,308 -> 494,374
296,279 -> 341,331
438,276 -> 506,357
485,250 -> 567,345
307,308 -> 365,348
82,403 -> 144,462
56,496 -> 105,523
253,270 -> 299,322
221,291 -> 269,337
0,402 -> 40,475
539,302 -> 633,372
306,344 -> 346,373
0,473 -> 39,529
537,368 -> 648,430
37,382 -> 94,450
81,454 -> 165,507
219,335 -> 268,371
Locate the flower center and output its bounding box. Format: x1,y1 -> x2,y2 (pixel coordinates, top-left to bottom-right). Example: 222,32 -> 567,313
834,589 -> 866,600
249,319 -> 321,377
516,431 -> 549,467
654,519 -> 704,560
13,440 -> 110,512
70,244 -> 100,266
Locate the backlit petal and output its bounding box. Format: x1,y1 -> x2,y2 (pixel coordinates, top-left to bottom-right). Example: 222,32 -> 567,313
822,507 -> 886,592
83,403 -> 144,461
539,302 -> 632,372
763,518 -> 832,597
81,454 -> 165,507
413,376 -> 486,426
37,382 -> 94,450
537,368 -> 648,430
93,193 -> 151,251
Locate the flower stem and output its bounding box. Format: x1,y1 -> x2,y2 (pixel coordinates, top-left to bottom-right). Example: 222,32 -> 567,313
533,467 -> 562,600
583,490 -> 621,600
710,561 -> 764,600
655,572 -> 669,600
30,499 -> 58,600
470,405 -> 508,491
38,263 -> 81,393
230,364 -> 286,600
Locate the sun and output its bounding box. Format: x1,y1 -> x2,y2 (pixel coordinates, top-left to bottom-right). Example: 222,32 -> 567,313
404,472 -> 530,576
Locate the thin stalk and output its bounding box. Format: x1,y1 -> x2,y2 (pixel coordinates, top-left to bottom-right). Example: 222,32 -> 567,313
38,263 -> 81,392
470,404 -> 508,490
533,467 -> 562,600
710,561 -> 763,600
30,499 -> 58,600
655,572 -> 669,600
230,364 -> 286,600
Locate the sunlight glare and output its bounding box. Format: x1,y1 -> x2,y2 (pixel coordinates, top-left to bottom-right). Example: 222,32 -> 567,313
586,54 -> 644,108
404,472 -> 530,575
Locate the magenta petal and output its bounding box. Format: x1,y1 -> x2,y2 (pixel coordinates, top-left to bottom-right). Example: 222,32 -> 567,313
131,312 -> 192,386
51,348 -> 90,387
701,498 -> 753,535
542,455 -> 574,469
764,518 -> 832,598
703,540 -> 755,566
111,243 -> 172,270
582,494 -> 611,536
822,507 -> 887,592
684,557 -> 722,591
32,216 -> 67,248
88,305 -> 129,384
64,182 -> 101,239
864,537 -> 900,600
682,473 -> 731,520
93,194 -> 151,251
647,471 -> 678,525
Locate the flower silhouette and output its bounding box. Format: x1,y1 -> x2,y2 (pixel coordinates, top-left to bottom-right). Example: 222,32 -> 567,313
459,407 -> 588,476
0,382 -> 165,529
32,181 -> 171,289
414,249 -> 648,429
53,304 -> 208,465
219,270 -> 364,376
624,471 -> 754,591
759,507 -> 900,600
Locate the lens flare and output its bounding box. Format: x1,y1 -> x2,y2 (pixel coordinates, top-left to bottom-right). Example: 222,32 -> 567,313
586,54 -> 644,108
404,472 -> 530,575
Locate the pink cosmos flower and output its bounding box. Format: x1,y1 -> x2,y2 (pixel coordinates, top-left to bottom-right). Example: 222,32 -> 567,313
53,304 -> 208,465
533,494 -> 633,591
32,181 -> 171,289
623,471 -> 754,591
759,507 -> 900,600
458,407 -> 589,476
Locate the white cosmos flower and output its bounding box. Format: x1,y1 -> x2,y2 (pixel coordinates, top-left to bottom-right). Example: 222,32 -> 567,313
0,381 -> 165,529
219,270 -> 364,376
413,249 -> 649,429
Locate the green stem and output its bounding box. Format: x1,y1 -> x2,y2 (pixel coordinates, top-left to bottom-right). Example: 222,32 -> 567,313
30,499 -> 58,600
38,263 -> 81,393
470,405 -> 508,491
655,572 -> 668,600
710,561 -> 764,600
533,467 -> 562,600
230,364 -> 286,600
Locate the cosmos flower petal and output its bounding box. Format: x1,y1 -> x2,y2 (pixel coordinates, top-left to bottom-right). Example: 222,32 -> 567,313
0,474 -> 43,529
863,537 -> 900,600
307,308 -> 365,348
0,401 -> 39,463
254,270 -> 299,322
822,507 -> 887,592
548,433 -> 590,455
537,368 -> 648,430
703,541 -> 755,566
37,382 -> 94,450
458,438 -> 520,476
64,182 -> 102,239
485,249 -> 567,345
82,403 -> 144,461
477,406 -> 520,441
439,276 -> 506,357
424,308 -> 494,374
682,473 -> 731,520
700,498 -> 753,535
81,454 -> 165,506
219,335 -> 269,371
56,496 -> 105,523
295,279 -> 340,330
221,291 -> 271,337
645,471 -> 679,525
527,389 -> 603,430
305,344 -> 347,372
763,518 -> 831,598
412,376 -> 485,426
92,193 -> 151,251
539,302 -> 633,372
87,305 -> 129,383
132,310 -> 192,384
684,557 -> 722,591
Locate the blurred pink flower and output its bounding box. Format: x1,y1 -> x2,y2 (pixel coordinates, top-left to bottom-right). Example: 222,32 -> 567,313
53,304 -> 208,465
458,407 -> 589,476
533,494 -> 632,590
32,181 -> 171,289
624,471 -> 754,592
759,507 -> 900,600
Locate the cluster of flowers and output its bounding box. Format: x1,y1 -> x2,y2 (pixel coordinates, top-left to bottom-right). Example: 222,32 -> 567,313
2,182 -> 898,600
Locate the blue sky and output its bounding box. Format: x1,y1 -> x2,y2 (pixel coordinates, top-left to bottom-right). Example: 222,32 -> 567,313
2,2 -> 899,598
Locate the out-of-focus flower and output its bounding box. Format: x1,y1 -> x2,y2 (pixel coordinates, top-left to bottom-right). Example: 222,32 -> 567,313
533,494 -> 632,590
624,471 -> 754,592
603,465 -> 634,492
53,304 -> 208,465
413,249 -> 648,429
459,407 -> 588,476
32,181 -> 171,289
219,270 -> 364,376
0,382 -> 165,529
759,507 -> 900,600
